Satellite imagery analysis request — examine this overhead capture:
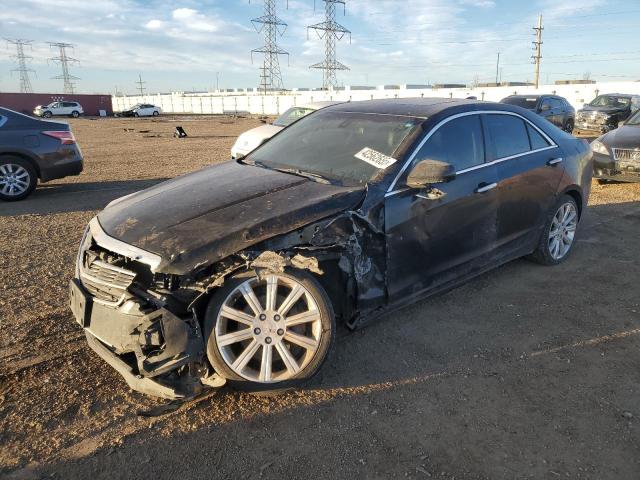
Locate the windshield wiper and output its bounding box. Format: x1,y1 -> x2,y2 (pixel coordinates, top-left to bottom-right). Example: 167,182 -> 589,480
242,159 -> 332,184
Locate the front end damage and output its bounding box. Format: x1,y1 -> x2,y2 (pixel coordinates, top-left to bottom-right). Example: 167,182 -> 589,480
71,208 -> 386,399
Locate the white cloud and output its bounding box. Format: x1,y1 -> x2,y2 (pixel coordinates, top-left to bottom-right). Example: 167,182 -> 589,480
171,7 -> 219,32
145,19 -> 165,30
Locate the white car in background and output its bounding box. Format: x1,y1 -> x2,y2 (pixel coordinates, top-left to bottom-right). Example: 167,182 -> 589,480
118,103 -> 162,117
33,101 -> 84,118
230,101 -> 342,159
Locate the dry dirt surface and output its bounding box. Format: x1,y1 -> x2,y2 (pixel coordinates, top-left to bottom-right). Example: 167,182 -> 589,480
1,116 -> 639,480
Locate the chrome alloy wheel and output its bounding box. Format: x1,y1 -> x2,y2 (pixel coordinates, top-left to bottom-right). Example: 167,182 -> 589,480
0,164 -> 30,197
214,274 -> 323,383
549,202 -> 577,260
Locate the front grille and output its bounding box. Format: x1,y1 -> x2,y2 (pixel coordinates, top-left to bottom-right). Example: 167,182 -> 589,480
80,255 -> 136,304
613,148 -> 640,163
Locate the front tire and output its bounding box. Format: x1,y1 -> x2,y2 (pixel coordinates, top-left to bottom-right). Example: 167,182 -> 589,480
204,270 -> 335,393
43,111 -> 52,118
528,194 -> 579,265
0,157 -> 37,201
134,112 -> 139,118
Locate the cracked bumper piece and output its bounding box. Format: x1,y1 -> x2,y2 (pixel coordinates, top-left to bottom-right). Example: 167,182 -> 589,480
70,279 -> 204,399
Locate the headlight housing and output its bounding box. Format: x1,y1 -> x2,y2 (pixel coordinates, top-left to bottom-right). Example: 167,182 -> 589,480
590,140 -> 609,155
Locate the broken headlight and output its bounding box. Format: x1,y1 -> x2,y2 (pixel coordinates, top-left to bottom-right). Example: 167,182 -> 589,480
590,140 -> 609,156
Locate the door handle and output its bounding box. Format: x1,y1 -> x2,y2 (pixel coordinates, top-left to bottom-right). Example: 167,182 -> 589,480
547,157 -> 563,166
475,182 -> 497,194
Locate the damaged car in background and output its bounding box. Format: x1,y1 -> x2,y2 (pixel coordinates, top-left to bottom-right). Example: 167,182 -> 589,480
574,93 -> 640,135
591,108 -> 640,183
69,99 -> 593,400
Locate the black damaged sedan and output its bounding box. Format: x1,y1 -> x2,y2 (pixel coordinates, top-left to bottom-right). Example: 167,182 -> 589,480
70,99 -> 593,399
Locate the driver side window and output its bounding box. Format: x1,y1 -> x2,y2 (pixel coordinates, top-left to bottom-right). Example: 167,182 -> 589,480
412,115 -> 485,173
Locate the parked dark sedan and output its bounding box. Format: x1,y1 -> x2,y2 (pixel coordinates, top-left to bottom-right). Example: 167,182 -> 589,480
575,93 -> 640,135
591,109 -> 640,182
0,107 -> 83,201
69,99 -> 593,399
501,94 -> 575,133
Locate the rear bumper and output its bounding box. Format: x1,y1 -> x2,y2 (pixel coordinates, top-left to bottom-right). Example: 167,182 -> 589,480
38,147 -> 84,181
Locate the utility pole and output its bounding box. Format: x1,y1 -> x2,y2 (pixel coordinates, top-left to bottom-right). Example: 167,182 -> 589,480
216,72 -> 220,91
251,0 -> 289,93
495,52 -> 500,85
48,42 -> 80,94
136,74 -> 146,97
532,14 -> 543,89
308,0 -> 351,90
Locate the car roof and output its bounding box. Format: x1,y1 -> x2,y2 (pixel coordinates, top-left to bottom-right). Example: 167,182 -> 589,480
326,97 -> 485,118
299,100 -> 344,110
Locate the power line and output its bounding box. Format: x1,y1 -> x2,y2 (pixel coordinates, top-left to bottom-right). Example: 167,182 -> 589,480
5,39 -> 35,93
48,42 -> 80,94
251,0 -> 289,93
308,0 -> 351,90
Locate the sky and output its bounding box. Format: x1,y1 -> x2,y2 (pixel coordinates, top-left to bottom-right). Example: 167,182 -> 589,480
0,0 -> 639,94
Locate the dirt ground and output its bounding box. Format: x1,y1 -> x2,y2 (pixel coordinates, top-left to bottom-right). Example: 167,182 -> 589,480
1,116 -> 639,480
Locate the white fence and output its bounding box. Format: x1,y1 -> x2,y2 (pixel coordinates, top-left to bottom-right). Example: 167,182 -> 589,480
112,81 -> 640,116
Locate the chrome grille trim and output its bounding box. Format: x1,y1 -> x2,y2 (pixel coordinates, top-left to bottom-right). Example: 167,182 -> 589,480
613,148 -> 640,162
80,257 -> 136,306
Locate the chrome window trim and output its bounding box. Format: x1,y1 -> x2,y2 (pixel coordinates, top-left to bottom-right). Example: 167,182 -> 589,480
386,110 -> 558,196
89,217 -> 162,272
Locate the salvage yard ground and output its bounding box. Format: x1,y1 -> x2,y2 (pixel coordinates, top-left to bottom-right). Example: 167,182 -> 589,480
1,116 -> 639,479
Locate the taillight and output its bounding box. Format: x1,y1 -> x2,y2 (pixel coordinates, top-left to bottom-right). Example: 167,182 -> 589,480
42,130 -> 76,145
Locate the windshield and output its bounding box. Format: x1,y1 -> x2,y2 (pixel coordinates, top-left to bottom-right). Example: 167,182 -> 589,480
273,107 -> 316,127
130,104 -> 143,109
502,97 -> 538,109
247,110 -> 421,186
589,95 -> 631,107
626,110 -> 640,125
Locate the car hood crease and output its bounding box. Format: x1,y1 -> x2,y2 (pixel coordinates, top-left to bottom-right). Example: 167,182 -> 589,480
97,160 -> 366,274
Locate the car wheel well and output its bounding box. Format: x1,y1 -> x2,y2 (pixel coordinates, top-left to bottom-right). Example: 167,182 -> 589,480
0,152 -> 41,179
564,189 -> 583,219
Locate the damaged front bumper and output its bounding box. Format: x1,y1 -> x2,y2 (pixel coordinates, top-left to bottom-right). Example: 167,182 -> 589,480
70,278 -> 205,399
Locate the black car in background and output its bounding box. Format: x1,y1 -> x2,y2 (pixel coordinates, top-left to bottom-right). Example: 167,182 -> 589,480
500,94 -> 575,133
575,93 -> 640,135
0,107 -> 83,201
591,109 -> 640,183
69,98 -> 593,400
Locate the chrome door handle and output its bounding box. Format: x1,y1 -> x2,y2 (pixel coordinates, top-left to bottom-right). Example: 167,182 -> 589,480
475,182 -> 497,194
547,157 -> 563,166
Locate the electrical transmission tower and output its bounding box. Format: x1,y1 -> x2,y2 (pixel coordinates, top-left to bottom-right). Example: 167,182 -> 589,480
48,42 -> 80,94
5,39 -> 35,93
308,0 -> 351,90
532,14 -> 543,89
251,0 -> 289,93
136,74 -> 146,96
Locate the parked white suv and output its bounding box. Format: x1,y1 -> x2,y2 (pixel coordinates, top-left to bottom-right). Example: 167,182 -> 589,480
230,101 -> 343,159
33,101 -> 84,118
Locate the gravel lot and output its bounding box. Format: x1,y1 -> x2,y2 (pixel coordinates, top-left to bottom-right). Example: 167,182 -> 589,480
1,116 -> 639,479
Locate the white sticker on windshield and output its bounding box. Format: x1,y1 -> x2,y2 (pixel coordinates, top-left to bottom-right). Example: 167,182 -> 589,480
354,147 -> 398,169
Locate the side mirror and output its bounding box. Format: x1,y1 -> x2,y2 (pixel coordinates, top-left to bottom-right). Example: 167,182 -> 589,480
406,159 -> 456,188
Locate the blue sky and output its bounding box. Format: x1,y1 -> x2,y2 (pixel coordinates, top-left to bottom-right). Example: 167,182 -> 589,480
1,0 -> 639,94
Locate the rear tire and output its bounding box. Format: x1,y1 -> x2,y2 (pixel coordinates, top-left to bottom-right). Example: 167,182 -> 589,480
71,111 -> 80,118
563,118 -> 574,134
0,156 -> 37,201
204,269 -> 335,394
528,194 -> 579,266
152,111 -> 159,116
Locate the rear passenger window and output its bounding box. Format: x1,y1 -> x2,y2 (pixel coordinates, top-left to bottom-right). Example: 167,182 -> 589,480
527,124 -> 550,150
485,114 -> 530,159
415,115 -> 485,172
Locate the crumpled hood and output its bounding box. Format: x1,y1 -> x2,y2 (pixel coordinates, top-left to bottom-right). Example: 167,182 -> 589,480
98,161 -> 365,274
579,105 -> 627,115
232,124 -> 283,154
602,125 -> 640,149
